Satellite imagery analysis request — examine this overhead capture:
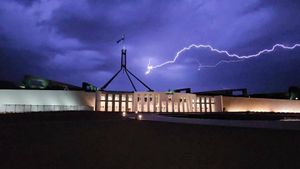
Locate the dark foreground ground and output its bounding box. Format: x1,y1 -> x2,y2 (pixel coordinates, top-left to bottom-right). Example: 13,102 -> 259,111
1,111 -> 300,169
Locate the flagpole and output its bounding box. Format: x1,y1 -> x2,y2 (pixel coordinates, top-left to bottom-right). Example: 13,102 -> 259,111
100,34 -> 153,91
122,34 -> 125,49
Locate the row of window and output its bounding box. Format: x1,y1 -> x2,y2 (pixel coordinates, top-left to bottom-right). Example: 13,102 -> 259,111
137,102 -> 190,112
193,97 -> 215,104
98,93 -> 216,112
137,95 -> 189,103
100,101 -> 132,112
100,94 -> 133,101
193,103 -> 215,112
136,96 -> 214,103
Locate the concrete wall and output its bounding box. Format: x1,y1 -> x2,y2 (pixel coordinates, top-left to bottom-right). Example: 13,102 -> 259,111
133,92 -> 196,113
0,90 -> 95,113
95,91 -> 133,112
5,89 -> 300,113
222,96 -> 300,113
214,96 -> 223,112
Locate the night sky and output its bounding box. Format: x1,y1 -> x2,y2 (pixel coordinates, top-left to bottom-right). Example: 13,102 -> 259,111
0,0 -> 300,93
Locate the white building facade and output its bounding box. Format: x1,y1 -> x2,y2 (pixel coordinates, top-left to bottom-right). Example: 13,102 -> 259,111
96,91 -> 220,113
0,89 -> 95,113
96,91 -> 300,113
2,90 -> 300,114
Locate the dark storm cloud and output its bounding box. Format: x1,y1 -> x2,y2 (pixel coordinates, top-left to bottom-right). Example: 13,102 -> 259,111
239,0 -> 300,48
0,47 -> 49,82
48,0 -> 168,45
14,0 -> 41,6
0,0 -> 300,92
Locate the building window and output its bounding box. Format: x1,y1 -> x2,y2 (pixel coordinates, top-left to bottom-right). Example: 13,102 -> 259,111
128,95 -> 133,101
100,101 -> 105,111
108,94 -> 113,101
122,94 -> 126,101
100,94 -> 106,101
144,98 -> 147,102
201,104 -> 205,112
206,104 -> 211,112
108,102 -> 113,112
114,104 -> 119,112
127,102 -> 132,112
201,97 -> 205,103
115,95 -> 119,101
206,97 -> 210,103
196,103 -> 200,112
137,97 -> 140,102
121,102 -> 126,112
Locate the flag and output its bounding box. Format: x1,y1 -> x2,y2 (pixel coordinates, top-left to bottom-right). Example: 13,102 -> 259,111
116,35 -> 125,43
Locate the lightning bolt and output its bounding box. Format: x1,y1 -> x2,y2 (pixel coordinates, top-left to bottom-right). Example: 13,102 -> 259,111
146,43 -> 300,74
197,59 -> 245,70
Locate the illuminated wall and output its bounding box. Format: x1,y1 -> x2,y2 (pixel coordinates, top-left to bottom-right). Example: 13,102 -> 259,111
0,90 -> 95,113
222,96 -> 300,113
195,95 -> 220,113
95,92 -> 133,112
96,91 -> 218,113
10,89 -> 300,113
133,92 -> 199,113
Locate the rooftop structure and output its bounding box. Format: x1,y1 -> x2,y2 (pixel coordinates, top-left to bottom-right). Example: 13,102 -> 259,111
100,36 -> 153,92
194,88 -> 248,97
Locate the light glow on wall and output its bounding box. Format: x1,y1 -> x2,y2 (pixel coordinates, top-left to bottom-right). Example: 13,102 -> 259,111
222,97 -> 300,113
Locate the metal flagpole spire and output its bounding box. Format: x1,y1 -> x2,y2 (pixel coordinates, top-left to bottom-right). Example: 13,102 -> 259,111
100,35 -> 153,92
116,34 -> 125,49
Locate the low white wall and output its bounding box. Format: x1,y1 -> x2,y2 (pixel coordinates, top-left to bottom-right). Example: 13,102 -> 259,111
0,90 -> 95,113
222,96 -> 300,113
